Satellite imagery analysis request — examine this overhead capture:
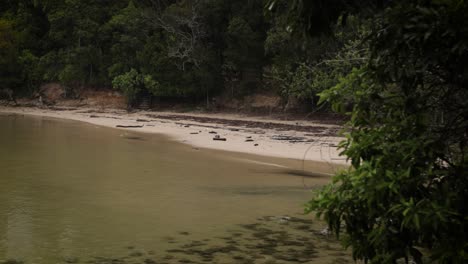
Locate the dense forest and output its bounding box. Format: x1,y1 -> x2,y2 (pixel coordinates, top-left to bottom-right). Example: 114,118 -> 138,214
0,0 -> 365,108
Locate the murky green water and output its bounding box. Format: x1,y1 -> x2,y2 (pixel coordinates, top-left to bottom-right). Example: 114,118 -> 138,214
0,114 -> 350,264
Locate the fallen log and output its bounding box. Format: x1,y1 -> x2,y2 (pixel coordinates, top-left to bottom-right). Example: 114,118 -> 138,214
116,125 -> 143,128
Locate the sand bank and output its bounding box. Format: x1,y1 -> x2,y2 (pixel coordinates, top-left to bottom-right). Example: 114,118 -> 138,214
0,106 -> 346,164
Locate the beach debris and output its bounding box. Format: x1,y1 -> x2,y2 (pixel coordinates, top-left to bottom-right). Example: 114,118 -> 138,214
89,115 -> 99,118
209,131 -> 217,134
229,128 -> 240,131
184,125 -> 190,128
254,144 -> 259,146
48,106 -> 78,111
246,136 -> 252,139
245,139 -> 254,142
136,119 -> 149,122
213,135 -> 227,141
271,135 -> 305,141
116,125 -> 143,128
271,135 -> 314,143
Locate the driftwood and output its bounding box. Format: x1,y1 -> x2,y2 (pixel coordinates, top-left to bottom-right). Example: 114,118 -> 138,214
116,125 -> 143,128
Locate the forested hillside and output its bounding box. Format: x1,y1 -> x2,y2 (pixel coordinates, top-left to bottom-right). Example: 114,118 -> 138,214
0,0 -> 366,109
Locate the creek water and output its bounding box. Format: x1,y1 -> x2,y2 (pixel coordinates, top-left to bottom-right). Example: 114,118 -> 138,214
0,114 -> 350,264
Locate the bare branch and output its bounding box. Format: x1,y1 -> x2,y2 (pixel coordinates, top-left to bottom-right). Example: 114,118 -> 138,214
144,0 -> 206,70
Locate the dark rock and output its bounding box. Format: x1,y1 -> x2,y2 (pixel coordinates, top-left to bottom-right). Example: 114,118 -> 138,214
129,251 -> 144,257
213,135 -> 227,141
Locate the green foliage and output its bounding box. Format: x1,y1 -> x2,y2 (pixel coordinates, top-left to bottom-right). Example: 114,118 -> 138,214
0,18 -> 21,89
18,50 -> 40,94
112,69 -> 140,106
266,7 -> 369,107
305,1 -> 468,263
222,1 -> 266,96
106,0 -> 147,79
112,69 -> 159,107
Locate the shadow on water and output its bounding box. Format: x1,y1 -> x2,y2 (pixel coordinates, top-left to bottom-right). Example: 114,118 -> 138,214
201,185 -> 318,196
1,216 -> 351,264
256,169 -> 332,178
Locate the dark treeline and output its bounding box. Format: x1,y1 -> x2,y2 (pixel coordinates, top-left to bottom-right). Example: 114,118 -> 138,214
0,0 -> 366,107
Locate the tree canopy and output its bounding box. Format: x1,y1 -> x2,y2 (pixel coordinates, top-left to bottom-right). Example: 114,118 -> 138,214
0,0 -> 368,109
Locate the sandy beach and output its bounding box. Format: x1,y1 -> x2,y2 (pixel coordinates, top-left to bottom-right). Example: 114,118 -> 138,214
0,106 -> 346,164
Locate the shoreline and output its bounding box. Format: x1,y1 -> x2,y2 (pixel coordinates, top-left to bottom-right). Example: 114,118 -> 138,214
0,106 -> 346,164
